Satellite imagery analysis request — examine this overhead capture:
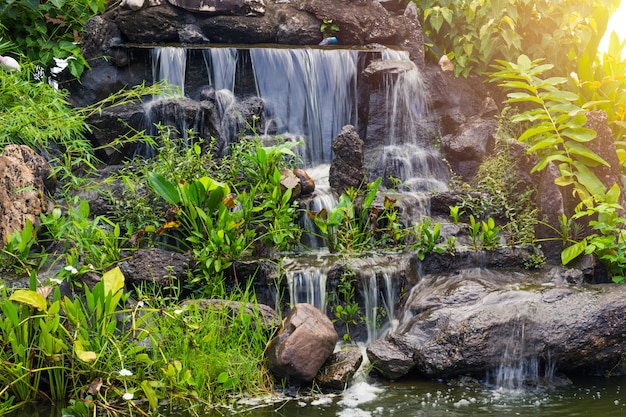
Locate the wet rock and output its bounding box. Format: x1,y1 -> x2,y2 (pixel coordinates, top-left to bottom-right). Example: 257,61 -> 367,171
440,116 -> 497,180
0,145 -> 54,246
374,268 -> 626,380
167,0 -> 266,15
118,248 -> 194,286
280,168 -> 301,200
329,125 -> 365,195
267,303 -> 338,383
367,338 -> 414,380
294,168 -> 315,195
316,345 -> 363,390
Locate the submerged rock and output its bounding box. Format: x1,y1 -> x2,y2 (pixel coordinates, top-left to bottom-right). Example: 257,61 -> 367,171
367,268 -> 626,380
267,303 -> 338,384
315,345 -> 363,390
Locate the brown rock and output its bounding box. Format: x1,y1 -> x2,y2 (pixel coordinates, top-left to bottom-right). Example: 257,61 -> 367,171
267,303 -> 338,383
0,145 -> 53,246
294,168 -> 315,195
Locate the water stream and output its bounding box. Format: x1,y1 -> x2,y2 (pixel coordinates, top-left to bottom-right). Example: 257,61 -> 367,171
77,45 -> 626,416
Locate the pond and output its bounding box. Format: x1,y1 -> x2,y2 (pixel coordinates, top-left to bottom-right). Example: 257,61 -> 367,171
13,375 -> 625,417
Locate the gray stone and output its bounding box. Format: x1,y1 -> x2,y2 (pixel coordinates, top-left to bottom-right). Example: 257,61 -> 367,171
167,0 -> 266,15
316,345 -> 363,389
440,116 -> 497,180
373,268 -> 626,380
267,303 -> 338,383
329,125 -> 365,195
118,248 -> 194,286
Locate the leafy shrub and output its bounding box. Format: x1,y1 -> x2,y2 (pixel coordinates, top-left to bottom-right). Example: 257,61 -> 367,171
0,0 -> 106,77
414,0 -> 619,77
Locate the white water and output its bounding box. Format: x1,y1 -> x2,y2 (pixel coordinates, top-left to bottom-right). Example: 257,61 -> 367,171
250,48 -> 359,165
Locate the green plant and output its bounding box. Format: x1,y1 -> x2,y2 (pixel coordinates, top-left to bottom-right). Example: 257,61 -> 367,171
561,184 -> 626,282
490,54 -> 608,202
331,267 -> 361,343
408,219 -> 444,260
1,219 -> 44,274
320,18 -> 339,38
39,199 -> 130,279
308,177 -> 399,253
0,0 -> 106,77
414,0 -> 619,77
449,205 -> 463,224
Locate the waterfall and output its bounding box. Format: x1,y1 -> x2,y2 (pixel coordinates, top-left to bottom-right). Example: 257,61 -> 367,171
152,47 -> 186,97
286,267 -> 328,313
250,48 -> 359,165
202,47 -> 237,92
487,316 -> 556,390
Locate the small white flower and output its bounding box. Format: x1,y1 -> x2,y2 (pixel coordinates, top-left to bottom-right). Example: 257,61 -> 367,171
122,392 -> 134,401
64,265 -> 78,275
119,369 -> 133,377
88,264 -> 95,270
137,300 -> 145,308
174,309 -> 184,315
49,278 -> 63,285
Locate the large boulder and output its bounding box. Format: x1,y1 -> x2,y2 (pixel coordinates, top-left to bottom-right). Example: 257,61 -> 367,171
118,247 -> 194,287
266,303 -> 338,383
0,145 -> 54,246
367,267 -> 626,380
329,125 -> 365,195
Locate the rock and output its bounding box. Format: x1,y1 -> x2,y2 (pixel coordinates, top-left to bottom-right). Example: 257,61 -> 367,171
87,103 -> 146,164
294,168 -> 315,195
367,338 -> 414,380
373,268 -> 626,380
168,0 -> 265,15
267,303 -> 338,383
315,345 -> 363,389
280,168 -> 301,200
118,248 -> 194,286
0,145 -> 54,246
329,125 -> 365,195
440,116 -> 497,180
363,59 -> 416,78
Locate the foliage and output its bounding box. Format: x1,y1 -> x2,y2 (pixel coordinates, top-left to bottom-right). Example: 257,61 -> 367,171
38,198 -> 131,279
406,219 -> 445,260
0,0 -> 106,77
330,267 -> 361,343
320,19 -> 339,38
490,54 -> 609,202
1,219 -> 43,275
414,0 -> 619,77
0,65 -> 164,190
0,267 -> 274,414
561,184 -> 626,282
308,178 -> 403,253
145,138 -> 303,293
574,32 -> 626,170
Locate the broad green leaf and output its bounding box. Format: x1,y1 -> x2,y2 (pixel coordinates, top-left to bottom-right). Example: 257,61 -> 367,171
560,128 -> 597,143
103,267 -> 125,297
572,161 -> 607,198
10,289 -> 47,311
561,239 -> 587,264
526,137 -> 563,153
539,90 -> 579,102
75,339 -> 97,363
147,172 -> 180,205
531,153 -> 571,173
141,380 -> 159,410
506,92 -> 543,105
605,183 -> 621,205
518,124 -> 554,142
564,141 -> 608,167
554,175 -> 575,186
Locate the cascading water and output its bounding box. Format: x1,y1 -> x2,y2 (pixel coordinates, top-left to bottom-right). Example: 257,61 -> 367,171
487,316 -> 557,390
249,48 -> 359,165
152,46 -> 186,97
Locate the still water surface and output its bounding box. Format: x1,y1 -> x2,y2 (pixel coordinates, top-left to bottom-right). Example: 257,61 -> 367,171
12,376 -> 626,416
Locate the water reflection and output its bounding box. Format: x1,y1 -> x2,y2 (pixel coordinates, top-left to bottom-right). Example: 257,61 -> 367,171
13,376 -> 624,417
